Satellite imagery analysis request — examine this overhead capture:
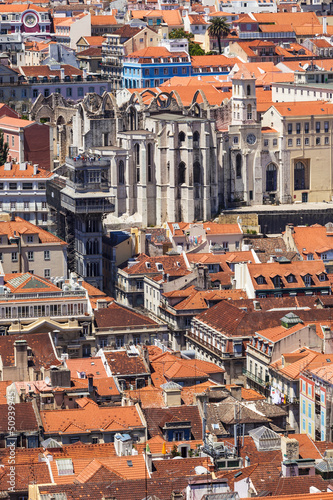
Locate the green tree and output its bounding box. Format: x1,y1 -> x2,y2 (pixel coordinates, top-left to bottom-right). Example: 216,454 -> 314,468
207,17 -> 230,54
0,129 -> 9,165
169,28 -> 205,56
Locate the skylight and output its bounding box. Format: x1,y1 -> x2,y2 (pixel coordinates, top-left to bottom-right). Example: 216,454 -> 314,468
56,459 -> 74,476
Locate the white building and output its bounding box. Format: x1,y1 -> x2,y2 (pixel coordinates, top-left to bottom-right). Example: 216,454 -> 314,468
0,162 -> 53,226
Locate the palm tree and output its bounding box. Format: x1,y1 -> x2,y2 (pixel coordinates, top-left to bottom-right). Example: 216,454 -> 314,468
208,17 -> 230,54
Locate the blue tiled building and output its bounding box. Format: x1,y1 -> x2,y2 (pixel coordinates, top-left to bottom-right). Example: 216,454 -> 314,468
123,46 -> 191,89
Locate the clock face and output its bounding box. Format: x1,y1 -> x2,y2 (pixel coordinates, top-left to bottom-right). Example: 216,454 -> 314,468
247,133 -> 256,145
24,13 -> 37,27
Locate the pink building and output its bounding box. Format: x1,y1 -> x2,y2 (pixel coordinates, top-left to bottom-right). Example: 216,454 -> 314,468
0,117 -> 51,170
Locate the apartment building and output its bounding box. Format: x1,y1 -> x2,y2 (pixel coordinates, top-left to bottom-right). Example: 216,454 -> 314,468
0,162 -> 53,226
0,215 -> 67,277
0,271 -> 94,357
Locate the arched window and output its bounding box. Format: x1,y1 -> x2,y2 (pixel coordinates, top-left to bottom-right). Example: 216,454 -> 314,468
178,162 -> 186,185
135,144 -> 140,182
147,143 -> 152,183
294,161 -> 308,190
118,160 -> 125,184
266,163 -> 277,192
193,161 -> 201,184
247,104 -> 252,120
247,84 -> 251,96
236,154 -> 242,179
179,131 -> 185,145
129,107 -> 137,131
193,131 -> 200,148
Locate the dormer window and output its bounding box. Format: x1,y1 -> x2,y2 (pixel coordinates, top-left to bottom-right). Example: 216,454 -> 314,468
307,253 -> 314,261
322,253 -> 328,261
303,274 -> 312,287
286,274 -> 295,283
156,263 -> 163,271
272,275 -> 281,288
145,262 -> 151,269
319,273 -> 327,282
256,275 -> 265,284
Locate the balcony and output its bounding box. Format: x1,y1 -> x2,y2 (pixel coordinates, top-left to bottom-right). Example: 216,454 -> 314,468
61,197 -> 115,214
186,331 -> 222,358
242,368 -> 267,387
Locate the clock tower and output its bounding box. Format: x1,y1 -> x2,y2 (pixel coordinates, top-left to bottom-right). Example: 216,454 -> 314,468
231,66 -> 257,126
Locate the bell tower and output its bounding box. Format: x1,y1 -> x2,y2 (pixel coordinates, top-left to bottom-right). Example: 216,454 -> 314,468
231,66 -> 257,126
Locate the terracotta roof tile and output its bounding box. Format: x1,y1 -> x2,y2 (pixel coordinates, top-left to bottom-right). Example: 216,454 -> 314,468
0,401 -> 39,432
143,406 -> 202,440
91,14 -> 117,25
104,350 -> 149,376
41,401 -> 145,435
0,331 -> 60,370
0,216 -> 66,244
95,301 -> 157,329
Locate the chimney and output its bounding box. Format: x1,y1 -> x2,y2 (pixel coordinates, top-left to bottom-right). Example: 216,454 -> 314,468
14,340 -> 28,379
96,299 -> 108,310
323,326 -> 333,354
88,374 -> 94,393
60,68 -> 65,80
19,162 -> 27,171
323,16 -> 327,35
33,164 -> 38,175
230,385 -> 242,401
4,162 -> 12,171
83,68 -> 87,80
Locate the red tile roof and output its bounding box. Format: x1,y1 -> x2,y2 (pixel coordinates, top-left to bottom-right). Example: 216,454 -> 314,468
19,64 -> 82,78
65,357 -> 108,379
0,332 -> 60,370
41,399 -> 145,435
0,216 -> 66,244
104,350 -> 149,376
91,15 -> 117,25
0,162 -> 53,178
94,301 -> 157,329
143,406 -> 202,440
121,253 -> 190,277
0,401 -> 39,432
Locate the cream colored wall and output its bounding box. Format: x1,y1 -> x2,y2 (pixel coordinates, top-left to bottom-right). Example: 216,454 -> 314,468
115,238 -> 133,267
124,28 -> 162,55
0,242 -> 67,278
262,107 -> 333,203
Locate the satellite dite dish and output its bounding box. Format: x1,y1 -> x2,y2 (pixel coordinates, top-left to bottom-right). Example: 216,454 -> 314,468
45,376 -> 51,385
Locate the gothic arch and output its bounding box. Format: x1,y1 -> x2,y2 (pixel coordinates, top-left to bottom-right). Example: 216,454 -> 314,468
192,89 -> 210,110
178,162 -> 186,185
266,163 -> 277,192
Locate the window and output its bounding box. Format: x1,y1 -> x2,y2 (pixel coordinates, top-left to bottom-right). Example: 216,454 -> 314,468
12,252 -> 17,262
247,104 -> 252,120
118,160 -> 125,184
302,400 -> 306,415
322,253 -> 328,260
326,136 -> 330,145
44,250 -> 50,260
23,182 -> 33,190
11,136 -> 14,147
135,144 -> 140,182
319,273 -> 326,281
179,131 -> 185,145
308,384 -> 312,397
178,162 -> 186,184
307,253 -> 313,261
273,138 -> 277,146
316,122 -> 320,133
316,137 -> 321,145
66,88 -> 72,97
28,251 -> 34,261
288,123 -> 292,135
296,138 -> 301,146
154,68 -> 159,76
44,88 -> 50,98
296,123 -> 301,134
294,161 -> 308,190
304,274 -> 311,286
147,143 -> 152,182
325,121 -> 329,133
236,153 -> 242,179
264,139 -> 268,147
21,89 -> 27,98
308,403 -> 312,419
182,67 -> 187,74
173,68 -> 177,75
288,139 -> 292,146
305,137 -> 309,145
266,163 -> 277,192
33,89 -> 38,98
9,182 -> 17,190
27,235 -> 33,243
44,269 -> 50,278
78,87 -> 84,97
0,252 -> 2,262
304,122 -> 309,134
